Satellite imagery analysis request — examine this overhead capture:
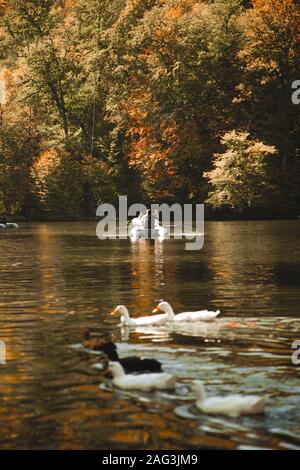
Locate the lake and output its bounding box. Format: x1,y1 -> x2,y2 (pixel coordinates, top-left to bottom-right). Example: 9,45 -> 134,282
0,221 -> 299,450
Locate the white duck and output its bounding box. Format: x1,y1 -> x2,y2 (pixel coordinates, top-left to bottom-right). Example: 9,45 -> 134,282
191,381 -> 265,418
108,362 -> 176,391
110,305 -> 169,327
153,301 -> 221,323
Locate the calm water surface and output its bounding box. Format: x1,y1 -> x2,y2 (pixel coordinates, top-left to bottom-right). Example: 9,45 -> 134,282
0,221 -> 299,450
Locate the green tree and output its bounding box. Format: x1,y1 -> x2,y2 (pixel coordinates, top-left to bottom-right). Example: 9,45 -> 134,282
204,130 -> 278,212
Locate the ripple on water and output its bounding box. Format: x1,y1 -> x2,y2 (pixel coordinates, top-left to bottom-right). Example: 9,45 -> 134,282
1,221 -> 300,449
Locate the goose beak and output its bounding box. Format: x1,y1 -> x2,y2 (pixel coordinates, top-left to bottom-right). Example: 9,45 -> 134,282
110,308 -> 117,316
152,306 -> 160,314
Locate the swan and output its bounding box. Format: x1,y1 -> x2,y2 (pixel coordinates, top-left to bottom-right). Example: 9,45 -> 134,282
153,301 -> 221,323
80,328 -> 162,373
110,305 -> 169,327
191,381 -> 265,418
107,361 -> 176,391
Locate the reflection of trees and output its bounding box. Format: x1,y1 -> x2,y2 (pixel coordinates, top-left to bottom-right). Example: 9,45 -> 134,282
35,223 -> 68,314
129,239 -> 172,314
36,224 -> 129,314
207,221 -> 278,315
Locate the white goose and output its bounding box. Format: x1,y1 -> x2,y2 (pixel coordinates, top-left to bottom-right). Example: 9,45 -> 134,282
153,301 -> 221,323
108,362 -> 176,391
191,381 -> 265,418
110,305 -> 169,327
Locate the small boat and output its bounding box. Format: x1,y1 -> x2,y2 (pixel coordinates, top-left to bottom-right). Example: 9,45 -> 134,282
0,223 -> 19,229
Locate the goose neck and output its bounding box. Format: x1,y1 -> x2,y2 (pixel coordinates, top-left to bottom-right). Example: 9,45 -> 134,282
165,304 -> 175,320
194,381 -> 207,402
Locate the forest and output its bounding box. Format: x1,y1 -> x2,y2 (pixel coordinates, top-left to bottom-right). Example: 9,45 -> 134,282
0,0 -> 299,220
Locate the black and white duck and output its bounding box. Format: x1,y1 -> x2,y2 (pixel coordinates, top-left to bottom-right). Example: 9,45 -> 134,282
80,328 -> 162,373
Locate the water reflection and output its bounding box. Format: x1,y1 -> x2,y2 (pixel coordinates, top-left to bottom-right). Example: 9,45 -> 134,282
0,221 -> 300,449
129,238 -> 166,311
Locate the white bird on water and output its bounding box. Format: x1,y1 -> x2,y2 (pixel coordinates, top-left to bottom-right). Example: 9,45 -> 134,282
110,305 -> 169,327
191,381 -> 266,418
153,301 -> 221,323
107,362 -> 176,392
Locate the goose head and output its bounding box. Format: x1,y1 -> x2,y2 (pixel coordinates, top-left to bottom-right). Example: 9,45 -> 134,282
108,361 -> 125,378
191,380 -> 207,402
110,305 -> 130,321
153,301 -> 175,321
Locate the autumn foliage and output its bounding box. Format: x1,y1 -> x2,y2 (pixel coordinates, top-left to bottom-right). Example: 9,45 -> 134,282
0,0 -> 299,218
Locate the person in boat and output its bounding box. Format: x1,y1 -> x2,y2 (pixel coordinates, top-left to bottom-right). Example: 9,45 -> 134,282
0,213 -> 7,225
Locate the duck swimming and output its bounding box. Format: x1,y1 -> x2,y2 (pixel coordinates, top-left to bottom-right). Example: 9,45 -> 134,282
153,301 -> 221,323
110,305 -> 169,327
80,327 -> 109,351
191,381 -> 266,418
107,361 -> 176,391
80,328 -> 162,373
